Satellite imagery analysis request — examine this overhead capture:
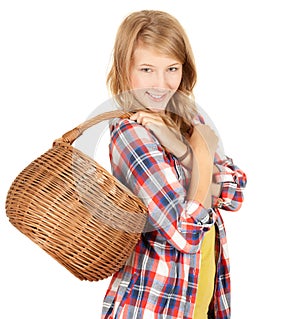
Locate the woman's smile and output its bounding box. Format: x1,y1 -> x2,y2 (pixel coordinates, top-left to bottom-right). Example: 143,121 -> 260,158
129,43 -> 182,111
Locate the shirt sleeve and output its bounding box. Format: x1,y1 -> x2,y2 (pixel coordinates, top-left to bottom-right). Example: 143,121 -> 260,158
109,119 -> 216,254
212,155 -> 247,211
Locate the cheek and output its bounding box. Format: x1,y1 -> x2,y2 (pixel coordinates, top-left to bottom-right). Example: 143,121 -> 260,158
170,73 -> 183,90
130,75 -> 141,90
129,71 -> 148,90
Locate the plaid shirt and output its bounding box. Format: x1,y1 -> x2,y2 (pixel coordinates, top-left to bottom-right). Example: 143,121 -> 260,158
101,117 -> 247,319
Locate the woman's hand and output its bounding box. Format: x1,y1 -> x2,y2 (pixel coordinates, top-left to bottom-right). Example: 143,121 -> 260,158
130,111 -> 179,151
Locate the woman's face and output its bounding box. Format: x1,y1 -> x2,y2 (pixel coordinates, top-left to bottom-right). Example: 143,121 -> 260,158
129,43 -> 183,112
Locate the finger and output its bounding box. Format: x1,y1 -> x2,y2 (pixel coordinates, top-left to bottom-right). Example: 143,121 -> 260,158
130,113 -> 137,121
141,117 -> 163,128
130,111 -> 150,121
131,112 -> 164,126
130,111 -> 150,123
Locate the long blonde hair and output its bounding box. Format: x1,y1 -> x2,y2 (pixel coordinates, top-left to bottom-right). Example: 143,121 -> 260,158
107,10 -> 198,137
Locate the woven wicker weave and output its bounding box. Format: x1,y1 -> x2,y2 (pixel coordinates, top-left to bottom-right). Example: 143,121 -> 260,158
6,110 -> 148,281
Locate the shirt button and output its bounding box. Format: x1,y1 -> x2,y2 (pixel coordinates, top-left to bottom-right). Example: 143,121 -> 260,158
216,198 -> 223,208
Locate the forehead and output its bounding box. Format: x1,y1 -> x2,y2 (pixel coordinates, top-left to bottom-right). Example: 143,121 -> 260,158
132,44 -> 181,66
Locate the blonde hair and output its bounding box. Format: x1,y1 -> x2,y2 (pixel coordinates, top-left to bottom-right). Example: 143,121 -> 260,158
107,10 -> 198,136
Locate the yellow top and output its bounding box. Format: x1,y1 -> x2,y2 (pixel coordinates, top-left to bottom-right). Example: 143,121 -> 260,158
193,225 -> 216,319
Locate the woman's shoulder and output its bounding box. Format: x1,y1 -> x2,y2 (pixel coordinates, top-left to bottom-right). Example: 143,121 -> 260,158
110,118 -> 159,146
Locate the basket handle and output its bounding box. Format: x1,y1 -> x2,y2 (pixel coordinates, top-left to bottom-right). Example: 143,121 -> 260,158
54,110 -> 131,145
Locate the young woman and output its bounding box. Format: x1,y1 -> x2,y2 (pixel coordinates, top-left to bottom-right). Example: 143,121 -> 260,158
101,10 -> 247,319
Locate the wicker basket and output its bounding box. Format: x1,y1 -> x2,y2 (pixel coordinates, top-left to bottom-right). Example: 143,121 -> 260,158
6,110 -> 148,281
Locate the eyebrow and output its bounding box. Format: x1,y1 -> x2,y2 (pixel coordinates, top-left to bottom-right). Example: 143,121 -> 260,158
138,62 -> 181,67
138,64 -> 154,67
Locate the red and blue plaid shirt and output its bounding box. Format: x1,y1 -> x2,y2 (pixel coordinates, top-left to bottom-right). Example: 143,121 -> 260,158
101,116 -> 247,319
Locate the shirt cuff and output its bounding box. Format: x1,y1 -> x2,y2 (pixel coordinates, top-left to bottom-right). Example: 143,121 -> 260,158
184,200 -> 216,230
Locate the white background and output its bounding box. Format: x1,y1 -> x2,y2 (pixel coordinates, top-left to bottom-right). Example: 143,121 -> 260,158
1,1 -> 299,318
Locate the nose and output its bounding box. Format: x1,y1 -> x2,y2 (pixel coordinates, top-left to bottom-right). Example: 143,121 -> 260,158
153,71 -> 169,90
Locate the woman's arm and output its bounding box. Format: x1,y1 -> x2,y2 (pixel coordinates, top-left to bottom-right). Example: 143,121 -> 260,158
110,119 -> 216,254
130,111 -> 193,169
186,123 -> 218,207
192,112 -> 247,211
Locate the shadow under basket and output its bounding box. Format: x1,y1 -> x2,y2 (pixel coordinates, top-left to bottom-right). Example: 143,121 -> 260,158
5,110 -> 148,281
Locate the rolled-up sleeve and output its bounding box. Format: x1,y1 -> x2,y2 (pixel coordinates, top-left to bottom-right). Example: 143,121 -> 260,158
213,156 -> 247,211
109,119 -> 216,254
